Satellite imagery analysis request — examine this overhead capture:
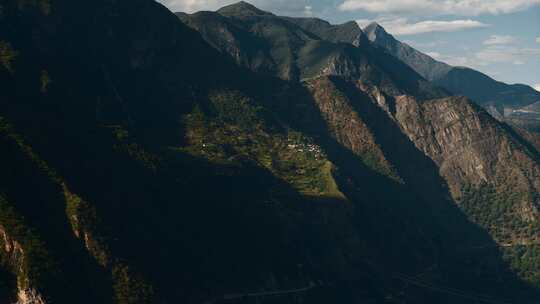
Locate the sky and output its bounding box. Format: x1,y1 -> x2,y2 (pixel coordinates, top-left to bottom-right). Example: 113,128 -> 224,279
157,0 -> 540,90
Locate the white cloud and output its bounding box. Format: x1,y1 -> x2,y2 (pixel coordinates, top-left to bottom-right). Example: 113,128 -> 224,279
534,84 -> 540,92
356,19 -> 373,28
425,51 -> 441,57
475,45 -> 540,65
339,0 -> 540,16
536,37 -> 540,43
358,17 -> 488,35
304,5 -> 313,16
159,0 -> 234,12
425,51 -> 476,67
403,40 -> 448,48
426,45 -> 540,70
157,0 -> 313,16
483,35 -> 517,45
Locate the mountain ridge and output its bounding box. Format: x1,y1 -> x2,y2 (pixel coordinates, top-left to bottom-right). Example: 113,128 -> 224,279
176,6 -> 445,99
217,1 -> 274,17
363,21 -> 453,82
362,22 -> 540,110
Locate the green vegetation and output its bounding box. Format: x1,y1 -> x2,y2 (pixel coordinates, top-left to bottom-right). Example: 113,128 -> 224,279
0,195 -> 55,291
112,264 -> 154,304
209,91 -> 263,129
460,183 -> 539,242
39,0 -> 50,15
460,182 -> 540,287
111,126 -> 160,171
40,70 -> 51,93
0,41 -> 17,73
63,185 -> 110,266
307,77 -> 402,182
0,117 -> 154,301
505,245 -> 540,286
179,91 -> 345,198
64,183 -> 155,303
14,0 -> 51,15
0,117 -> 59,183
4,0 -> 540,301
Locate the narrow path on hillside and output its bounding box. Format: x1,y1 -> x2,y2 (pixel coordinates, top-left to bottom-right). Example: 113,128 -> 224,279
362,259 -> 517,304
393,273 -> 514,304
203,282 -> 317,303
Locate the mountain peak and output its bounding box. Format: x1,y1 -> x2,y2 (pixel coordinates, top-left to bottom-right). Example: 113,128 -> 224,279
217,1 -> 273,17
363,22 -> 394,44
364,22 -> 387,34
341,20 -> 362,31
365,22 -> 384,31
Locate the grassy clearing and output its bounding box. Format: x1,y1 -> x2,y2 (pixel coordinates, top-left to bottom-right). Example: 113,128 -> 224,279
177,91 -> 347,199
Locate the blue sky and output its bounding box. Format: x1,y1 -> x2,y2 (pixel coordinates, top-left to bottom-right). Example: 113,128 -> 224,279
158,0 -> 540,90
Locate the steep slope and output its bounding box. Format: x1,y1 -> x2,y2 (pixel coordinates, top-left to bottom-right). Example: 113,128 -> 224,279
506,101 -> 540,132
436,67 -> 540,109
0,0 -> 480,302
180,1 -> 540,297
363,22 -> 540,110
393,95 -> 540,286
305,75 -> 540,300
189,1 -> 321,81
306,70 -> 540,292
176,8 -> 279,77
2,0 -> 540,303
177,3 -> 445,100
363,22 -> 452,81
392,96 -> 540,239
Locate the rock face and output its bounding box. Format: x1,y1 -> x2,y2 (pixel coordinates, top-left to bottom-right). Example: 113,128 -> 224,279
0,225 -> 46,304
306,77 -> 400,180
393,95 -> 540,242
17,288 -> 46,304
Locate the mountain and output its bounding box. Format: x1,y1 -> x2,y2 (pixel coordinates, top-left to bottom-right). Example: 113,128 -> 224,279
436,67 -> 540,109
505,100 -> 540,132
2,0 -> 540,303
363,22 -> 540,110
176,3 -> 540,300
217,0 -> 272,17
282,17 -> 369,46
363,22 -> 452,81
177,2 -> 445,99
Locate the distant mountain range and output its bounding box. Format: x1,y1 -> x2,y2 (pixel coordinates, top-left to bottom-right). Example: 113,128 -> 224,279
2,1 -> 540,303
363,22 -> 540,112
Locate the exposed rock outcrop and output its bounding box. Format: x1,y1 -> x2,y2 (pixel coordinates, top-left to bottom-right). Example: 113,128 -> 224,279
0,225 -> 46,304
